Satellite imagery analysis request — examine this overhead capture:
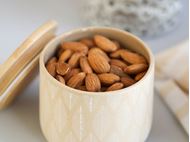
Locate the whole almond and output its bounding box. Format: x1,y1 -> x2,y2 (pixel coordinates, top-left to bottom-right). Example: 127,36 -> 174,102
80,56 -> 93,73
68,52 -> 84,68
67,72 -> 86,88
112,40 -> 120,49
77,85 -> 87,91
89,48 -> 110,62
47,57 -> 57,64
56,62 -> 70,76
85,73 -> 101,92
59,49 -> 73,63
56,75 -> 65,84
88,49 -> 110,73
61,42 -> 88,54
46,34 -> 149,92
80,38 -> 95,47
120,50 -> 147,64
135,71 -> 146,81
110,59 -> 128,69
124,64 -> 148,74
109,49 -> 127,58
121,76 -> 136,87
106,82 -> 124,91
94,35 -> 117,52
98,73 -> 120,84
46,62 -> 57,77
64,68 -> 81,82
110,65 -> 128,77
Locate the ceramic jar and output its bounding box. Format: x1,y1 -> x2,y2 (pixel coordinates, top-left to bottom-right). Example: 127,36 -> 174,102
39,27 -> 154,142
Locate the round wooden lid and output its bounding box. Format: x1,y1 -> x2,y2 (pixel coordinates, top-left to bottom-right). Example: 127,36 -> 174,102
0,20 -> 57,109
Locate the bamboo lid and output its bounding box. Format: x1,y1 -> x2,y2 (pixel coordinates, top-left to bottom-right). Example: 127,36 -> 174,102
0,21 -> 57,109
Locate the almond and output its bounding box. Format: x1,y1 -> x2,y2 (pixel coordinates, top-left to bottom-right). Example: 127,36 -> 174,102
135,71 -> 146,81
46,34 -> 149,92
68,52 -> 84,68
46,62 -> 57,77
94,35 -> 117,52
112,40 -> 120,49
120,50 -> 147,64
106,82 -> 124,91
110,65 -> 128,77
89,48 -> 110,61
67,72 -> 86,88
98,73 -> 120,85
121,76 -> 135,87
85,73 -> 101,92
124,64 -> 148,74
47,57 -> 57,64
88,49 -> 110,73
61,42 -> 88,54
110,59 -> 128,69
56,62 -> 70,76
59,49 -> 73,63
80,38 -> 95,47
64,68 -> 81,82
77,85 -> 87,91
80,56 -> 93,73
56,75 -> 65,84
109,49 -> 127,58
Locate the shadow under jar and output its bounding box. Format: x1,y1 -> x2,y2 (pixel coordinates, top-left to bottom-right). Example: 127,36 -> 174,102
40,27 -> 155,142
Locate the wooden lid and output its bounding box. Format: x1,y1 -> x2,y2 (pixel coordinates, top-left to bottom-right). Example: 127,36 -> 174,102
0,20 -> 57,109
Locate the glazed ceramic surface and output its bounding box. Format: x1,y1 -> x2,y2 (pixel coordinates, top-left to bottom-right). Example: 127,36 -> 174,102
40,27 -> 155,142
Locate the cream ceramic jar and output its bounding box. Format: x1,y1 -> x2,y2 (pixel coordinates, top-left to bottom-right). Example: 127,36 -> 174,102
39,27 -> 154,142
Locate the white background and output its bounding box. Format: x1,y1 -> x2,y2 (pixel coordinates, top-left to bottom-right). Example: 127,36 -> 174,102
0,0 -> 188,142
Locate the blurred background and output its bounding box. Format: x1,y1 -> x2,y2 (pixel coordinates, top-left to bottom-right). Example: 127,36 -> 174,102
0,0 -> 188,63
0,0 -> 188,142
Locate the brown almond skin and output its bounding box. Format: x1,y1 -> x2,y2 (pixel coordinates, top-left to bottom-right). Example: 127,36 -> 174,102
67,72 -> 86,88
110,65 -> 128,77
56,75 -> 65,84
112,40 -> 120,49
98,73 -> 120,85
77,85 -> 87,91
88,49 -> 110,73
106,82 -> 124,91
68,52 -> 84,68
80,56 -> 93,73
89,48 -> 110,62
109,49 -> 127,58
46,35 -> 149,92
47,57 -> 57,65
64,68 -> 81,82
61,42 -> 88,54
120,51 -> 147,64
56,62 -> 70,76
124,64 -> 148,74
94,35 -> 117,52
46,62 -> 57,77
110,59 -> 128,69
59,49 -> 73,63
80,38 -> 95,47
135,71 -> 146,81
121,76 -> 136,87
85,73 -> 101,92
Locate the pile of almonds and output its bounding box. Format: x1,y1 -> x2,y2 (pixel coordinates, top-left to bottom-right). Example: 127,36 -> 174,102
46,35 -> 148,92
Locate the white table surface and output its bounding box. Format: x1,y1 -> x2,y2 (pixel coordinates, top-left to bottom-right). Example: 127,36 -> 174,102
0,0 -> 188,142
